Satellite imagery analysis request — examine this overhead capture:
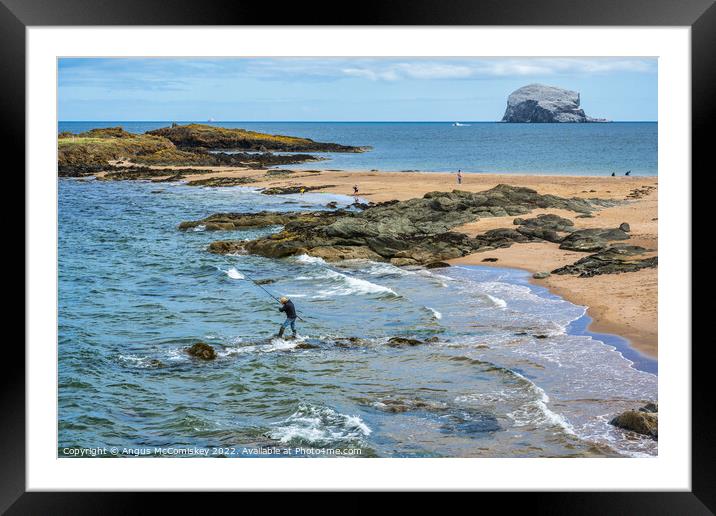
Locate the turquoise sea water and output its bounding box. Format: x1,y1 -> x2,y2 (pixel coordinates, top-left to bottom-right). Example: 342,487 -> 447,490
58,179 -> 657,458
58,121 -> 657,176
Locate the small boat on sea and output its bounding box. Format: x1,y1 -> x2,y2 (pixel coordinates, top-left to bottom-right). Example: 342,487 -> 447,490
452,122 -> 471,127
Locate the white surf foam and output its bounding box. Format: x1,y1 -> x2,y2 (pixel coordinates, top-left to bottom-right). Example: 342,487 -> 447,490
425,306 -> 443,320
267,403 -> 371,445
314,269 -> 398,298
295,254 -> 326,265
486,294 -> 507,308
225,267 -> 244,280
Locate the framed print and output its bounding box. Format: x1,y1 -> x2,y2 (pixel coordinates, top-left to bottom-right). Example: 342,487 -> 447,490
7,0 -> 714,509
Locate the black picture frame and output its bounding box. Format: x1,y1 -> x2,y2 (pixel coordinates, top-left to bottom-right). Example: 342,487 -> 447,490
6,0 -> 713,510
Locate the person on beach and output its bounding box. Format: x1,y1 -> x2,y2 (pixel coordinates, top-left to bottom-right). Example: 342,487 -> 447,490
457,170 -> 463,185
353,184 -> 359,196
300,187 -> 306,196
277,296 -> 297,338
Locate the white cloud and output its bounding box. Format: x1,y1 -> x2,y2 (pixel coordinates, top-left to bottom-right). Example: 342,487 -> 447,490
347,58 -> 655,81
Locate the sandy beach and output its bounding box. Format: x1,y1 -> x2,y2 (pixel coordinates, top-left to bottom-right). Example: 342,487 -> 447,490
105,164 -> 659,357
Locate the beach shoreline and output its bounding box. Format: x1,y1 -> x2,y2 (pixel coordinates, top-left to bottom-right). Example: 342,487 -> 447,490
101,165 -> 659,358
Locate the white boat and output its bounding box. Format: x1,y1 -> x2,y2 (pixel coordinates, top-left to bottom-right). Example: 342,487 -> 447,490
452,122 -> 471,127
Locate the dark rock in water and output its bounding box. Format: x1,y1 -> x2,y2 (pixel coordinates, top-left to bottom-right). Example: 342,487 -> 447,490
533,271 -> 550,279
425,261 -> 451,269
552,245 -> 657,277
261,185 -> 336,195
373,397 -> 448,414
502,84 -> 608,123
334,336 -> 371,348
187,342 -> 216,360
148,359 -> 165,368
482,257 -> 498,262
559,227 -> 630,252
254,278 -> 275,285
425,336 -> 440,343
179,210 -> 347,232
533,334 -> 549,339
295,342 -> 319,350
387,337 -> 423,347
640,402 -> 658,413
440,411 -> 501,434
619,222 -> 631,232
610,408 -> 658,438
186,176 -> 257,187
326,201 -> 338,209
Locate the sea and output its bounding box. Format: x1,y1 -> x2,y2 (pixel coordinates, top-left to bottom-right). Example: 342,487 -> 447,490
59,165 -> 658,457
58,121 -> 658,176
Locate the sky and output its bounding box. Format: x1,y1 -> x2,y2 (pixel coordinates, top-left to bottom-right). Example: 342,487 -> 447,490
58,57 -> 657,122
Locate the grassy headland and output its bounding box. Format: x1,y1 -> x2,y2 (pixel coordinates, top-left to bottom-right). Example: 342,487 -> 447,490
57,124 -> 367,176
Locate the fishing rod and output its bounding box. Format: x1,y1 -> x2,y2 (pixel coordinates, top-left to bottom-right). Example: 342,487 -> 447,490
232,267 -> 307,323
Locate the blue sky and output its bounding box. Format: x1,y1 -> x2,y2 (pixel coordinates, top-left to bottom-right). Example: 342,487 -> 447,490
58,57 -> 657,121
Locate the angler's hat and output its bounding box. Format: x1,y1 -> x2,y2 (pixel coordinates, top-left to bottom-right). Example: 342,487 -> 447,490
279,297 -> 289,303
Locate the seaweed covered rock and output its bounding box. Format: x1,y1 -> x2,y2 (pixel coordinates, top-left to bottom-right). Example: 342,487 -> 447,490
610,405 -> 658,438
186,176 -> 258,187
178,210 -> 346,232
261,185 -> 336,195
387,337 -> 423,347
198,185 -> 610,265
552,245 -> 657,277
187,342 -> 216,360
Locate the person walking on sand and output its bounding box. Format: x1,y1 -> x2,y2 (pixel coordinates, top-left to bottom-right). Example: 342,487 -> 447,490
277,296 -> 297,338
457,169 -> 463,185
353,184 -> 359,200
300,187 -> 306,196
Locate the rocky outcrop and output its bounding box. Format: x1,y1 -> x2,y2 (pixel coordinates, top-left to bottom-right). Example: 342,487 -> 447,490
552,245 -> 657,277
514,213 -> 576,243
185,176 -> 258,187
502,84 -> 607,123
186,342 -> 216,360
58,125 -> 346,174
610,403 -> 658,438
179,210 -> 346,232
558,227 -> 630,252
261,185 -> 336,195
147,123 -> 369,153
189,185 -> 608,265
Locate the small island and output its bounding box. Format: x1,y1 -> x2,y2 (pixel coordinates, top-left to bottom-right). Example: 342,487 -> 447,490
502,84 -> 608,123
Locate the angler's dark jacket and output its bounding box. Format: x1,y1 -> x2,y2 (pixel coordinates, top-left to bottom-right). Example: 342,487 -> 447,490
279,300 -> 297,319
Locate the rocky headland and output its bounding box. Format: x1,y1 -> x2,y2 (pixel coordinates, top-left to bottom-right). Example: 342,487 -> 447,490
58,124 -> 367,177
502,84 -> 608,123
147,123 -> 369,153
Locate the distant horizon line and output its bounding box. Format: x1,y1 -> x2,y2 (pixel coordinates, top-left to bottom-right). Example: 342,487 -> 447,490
59,119 -> 658,123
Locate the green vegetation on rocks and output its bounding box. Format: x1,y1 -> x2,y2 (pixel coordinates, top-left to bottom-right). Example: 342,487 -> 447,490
147,123 -> 369,152
58,124 -> 360,175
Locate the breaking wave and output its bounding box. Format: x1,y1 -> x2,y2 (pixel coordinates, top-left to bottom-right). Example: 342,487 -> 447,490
266,403 -> 372,446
